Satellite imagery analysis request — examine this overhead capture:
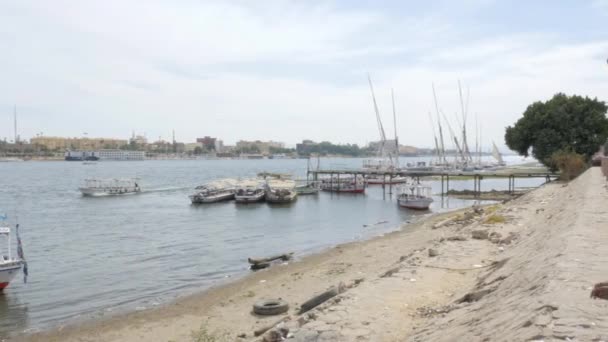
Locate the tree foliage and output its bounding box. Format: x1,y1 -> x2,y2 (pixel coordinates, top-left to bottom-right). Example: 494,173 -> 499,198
296,141 -> 373,157
505,93 -> 608,168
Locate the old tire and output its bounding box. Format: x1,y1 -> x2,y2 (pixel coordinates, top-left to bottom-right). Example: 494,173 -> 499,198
253,299 -> 289,316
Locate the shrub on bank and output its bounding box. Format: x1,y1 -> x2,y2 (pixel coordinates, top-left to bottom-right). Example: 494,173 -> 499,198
549,150 -> 588,181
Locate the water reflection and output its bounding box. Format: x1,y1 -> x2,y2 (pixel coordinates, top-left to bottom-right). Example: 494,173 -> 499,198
0,293 -> 29,339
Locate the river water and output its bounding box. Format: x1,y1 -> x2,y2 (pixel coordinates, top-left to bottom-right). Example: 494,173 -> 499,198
0,156 -> 545,338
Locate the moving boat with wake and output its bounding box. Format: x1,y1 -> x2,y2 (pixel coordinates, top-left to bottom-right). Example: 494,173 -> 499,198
79,178 -> 141,196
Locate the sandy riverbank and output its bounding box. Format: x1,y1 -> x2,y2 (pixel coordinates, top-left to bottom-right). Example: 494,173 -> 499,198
14,168 -> 608,341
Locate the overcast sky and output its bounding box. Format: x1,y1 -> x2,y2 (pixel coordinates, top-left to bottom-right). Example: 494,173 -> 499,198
1,0 -> 607,149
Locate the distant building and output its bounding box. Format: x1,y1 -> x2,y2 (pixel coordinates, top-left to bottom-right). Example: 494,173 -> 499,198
368,139 -> 398,155
185,142 -> 203,153
296,140 -> 317,155
130,134 -> 148,146
197,136 -> 217,151
214,139 -> 224,153
236,140 -> 284,154
31,136 -> 127,151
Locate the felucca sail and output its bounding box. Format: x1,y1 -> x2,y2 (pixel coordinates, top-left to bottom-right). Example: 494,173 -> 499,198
492,142 -> 504,165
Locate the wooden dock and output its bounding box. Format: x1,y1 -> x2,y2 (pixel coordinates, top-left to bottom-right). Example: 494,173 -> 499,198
308,169 -> 559,196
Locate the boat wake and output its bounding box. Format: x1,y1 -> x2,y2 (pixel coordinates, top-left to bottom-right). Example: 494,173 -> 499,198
142,187 -> 190,194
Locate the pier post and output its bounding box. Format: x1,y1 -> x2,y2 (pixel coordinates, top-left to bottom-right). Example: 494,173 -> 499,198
441,175 -> 444,196
337,173 -> 340,191
389,175 -> 393,194
446,175 -> 450,193
473,175 -> 477,196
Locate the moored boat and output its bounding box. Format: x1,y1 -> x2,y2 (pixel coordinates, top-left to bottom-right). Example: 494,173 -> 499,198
320,175 -> 366,193
397,184 -> 434,210
79,178 -> 141,196
0,217 -> 26,291
190,179 -> 237,204
235,179 -> 266,203
265,179 -> 297,203
295,179 -> 320,195
366,175 -> 408,185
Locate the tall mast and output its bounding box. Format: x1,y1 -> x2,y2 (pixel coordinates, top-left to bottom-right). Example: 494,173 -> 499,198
367,74 -> 390,163
458,80 -> 472,163
432,83 -> 446,164
474,111 -> 479,165
391,88 -> 399,168
441,110 -> 463,161
427,111 -> 441,164
13,105 -> 17,143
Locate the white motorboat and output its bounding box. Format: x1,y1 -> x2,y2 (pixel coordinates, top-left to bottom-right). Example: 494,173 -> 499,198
0,218 -> 26,291
295,179 -> 320,195
190,178 -> 237,204
235,179 -> 266,203
79,178 -> 141,196
397,184 -> 434,210
265,179 -> 297,203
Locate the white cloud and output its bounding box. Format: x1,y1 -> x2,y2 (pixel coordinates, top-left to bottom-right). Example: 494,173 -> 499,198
0,0 -> 607,150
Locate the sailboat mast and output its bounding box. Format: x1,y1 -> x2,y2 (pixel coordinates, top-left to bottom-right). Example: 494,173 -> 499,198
474,111 -> 479,165
368,75 -> 388,160
432,83 -> 446,164
13,105 -> 17,143
427,111 -> 441,165
458,80 -> 472,163
391,88 -> 399,169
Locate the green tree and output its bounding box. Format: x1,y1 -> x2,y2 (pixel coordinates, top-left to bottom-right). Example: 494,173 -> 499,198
505,93 -> 608,168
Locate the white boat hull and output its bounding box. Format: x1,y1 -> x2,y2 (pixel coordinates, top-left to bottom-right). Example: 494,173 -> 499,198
398,197 -> 433,210
266,191 -> 297,203
190,192 -> 235,204
0,262 -> 22,290
366,176 -> 408,185
80,187 -> 141,196
235,192 -> 265,203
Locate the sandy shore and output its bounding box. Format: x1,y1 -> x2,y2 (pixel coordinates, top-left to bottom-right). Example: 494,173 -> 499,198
14,167 -> 608,341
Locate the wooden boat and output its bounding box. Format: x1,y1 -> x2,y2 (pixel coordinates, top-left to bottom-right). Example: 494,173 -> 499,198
190,178 -> 236,204
265,179 -> 297,203
235,179 -> 266,203
79,178 -> 141,196
397,184 -> 433,210
320,175 -> 366,193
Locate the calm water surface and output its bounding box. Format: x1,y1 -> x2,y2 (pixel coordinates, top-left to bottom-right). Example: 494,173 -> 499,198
0,156 -> 545,337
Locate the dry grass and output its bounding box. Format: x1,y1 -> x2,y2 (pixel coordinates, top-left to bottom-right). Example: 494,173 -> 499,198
550,151 -> 587,181
484,214 -> 506,224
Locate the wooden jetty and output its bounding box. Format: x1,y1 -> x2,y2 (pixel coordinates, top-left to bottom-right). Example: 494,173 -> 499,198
308,169 -> 559,197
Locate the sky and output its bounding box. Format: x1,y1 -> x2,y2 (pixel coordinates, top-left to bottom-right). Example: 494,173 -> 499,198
1,0 -> 607,150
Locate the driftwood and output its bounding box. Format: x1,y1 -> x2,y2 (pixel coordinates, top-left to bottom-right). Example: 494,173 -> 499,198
298,282 -> 353,314
248,253 -> 293,265
254,316 -> 290,337
250,262 -> 270,271
380,266 -> 401,278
